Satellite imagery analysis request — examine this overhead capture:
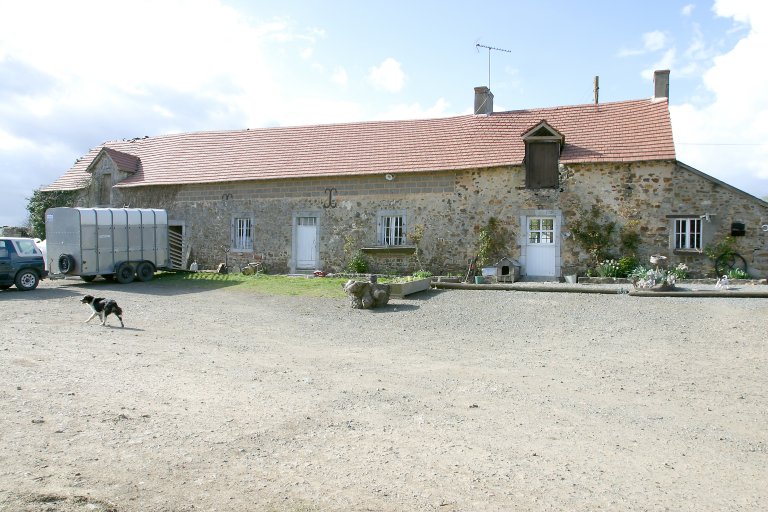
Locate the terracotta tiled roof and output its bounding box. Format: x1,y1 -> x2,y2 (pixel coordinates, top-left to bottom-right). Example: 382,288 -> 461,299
42,98 -> 675,191
99,147 -> 141,174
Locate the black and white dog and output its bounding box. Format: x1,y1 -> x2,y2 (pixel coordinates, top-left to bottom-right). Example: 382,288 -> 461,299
81,295 -> 124,327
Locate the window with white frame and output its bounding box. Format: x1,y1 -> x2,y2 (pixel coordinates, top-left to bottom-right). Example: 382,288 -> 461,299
378,210 -> 406,246
674,217 -> 702,250
232,216 -> 254,251
528,217 -> 555,244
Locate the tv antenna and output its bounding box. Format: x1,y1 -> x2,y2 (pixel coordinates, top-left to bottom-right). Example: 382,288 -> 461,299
476,43 -> 512,89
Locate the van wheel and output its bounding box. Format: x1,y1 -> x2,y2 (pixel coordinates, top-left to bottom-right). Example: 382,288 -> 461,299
116,263 -> 135,284
80,275 -> 97,282
136,262 -> 155,282
58,254 -> 75,274
15,270 -> 40,291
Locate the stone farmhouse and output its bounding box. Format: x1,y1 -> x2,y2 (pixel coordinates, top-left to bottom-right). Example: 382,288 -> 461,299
43,70 -> 768,278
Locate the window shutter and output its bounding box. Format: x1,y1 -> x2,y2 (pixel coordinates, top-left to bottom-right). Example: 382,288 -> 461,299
526,142 -> 559,189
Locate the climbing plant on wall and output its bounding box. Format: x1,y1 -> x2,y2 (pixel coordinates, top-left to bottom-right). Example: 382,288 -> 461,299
475,217 -> 507,267
570,204 -> 616,267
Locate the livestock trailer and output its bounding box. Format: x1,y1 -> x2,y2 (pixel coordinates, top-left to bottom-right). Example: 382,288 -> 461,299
46,207 -> 170,283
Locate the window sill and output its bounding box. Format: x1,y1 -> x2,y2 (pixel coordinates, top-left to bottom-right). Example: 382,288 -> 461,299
673,249 -> 704,255
361,246 -> 416,255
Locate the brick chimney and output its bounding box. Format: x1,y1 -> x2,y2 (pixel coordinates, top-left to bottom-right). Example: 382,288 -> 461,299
653,69 -> 670,100
474,86 -> 494,115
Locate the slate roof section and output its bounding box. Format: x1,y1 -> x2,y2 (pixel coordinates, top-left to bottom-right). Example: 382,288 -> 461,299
43,98 -> 675,191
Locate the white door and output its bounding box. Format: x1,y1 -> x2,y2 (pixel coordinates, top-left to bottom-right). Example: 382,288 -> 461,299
296,217 -> 318,269
525,216 -> 557,277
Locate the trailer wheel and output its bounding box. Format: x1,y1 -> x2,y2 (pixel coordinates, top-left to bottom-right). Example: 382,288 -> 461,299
80,275 -> 97,282
136,261 -> 155,282
58,254 -> 75,274
116,263 -> 135,284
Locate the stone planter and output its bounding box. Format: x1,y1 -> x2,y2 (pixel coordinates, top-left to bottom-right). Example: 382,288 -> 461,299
388,277 -> 432,298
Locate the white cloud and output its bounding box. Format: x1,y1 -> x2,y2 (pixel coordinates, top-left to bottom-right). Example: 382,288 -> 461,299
642,48 -> 676,79
643,30 -> 669,52
376,98 -> 451,121
713,0 -> 757,24
681,4 -> 695,16
267,98 -> 363,127
331,67 -> 349,87
619,30 -> 670,57
368,58 -> 406,93
0,0 -> 293,133
671,0 -> 768,197
0,128 -> 33,152
0,0 -> 325,225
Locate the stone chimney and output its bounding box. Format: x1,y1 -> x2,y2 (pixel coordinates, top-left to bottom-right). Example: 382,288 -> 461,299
653,69 -> 670,99
474,86 -> 494,115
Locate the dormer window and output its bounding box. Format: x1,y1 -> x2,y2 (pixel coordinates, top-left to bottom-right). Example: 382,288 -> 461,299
522,121 -> 564,189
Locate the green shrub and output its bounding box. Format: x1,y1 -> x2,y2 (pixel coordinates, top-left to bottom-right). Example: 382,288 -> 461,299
727,268 -> 749,279
616,256 -> 638,278
346,251 -> 369,273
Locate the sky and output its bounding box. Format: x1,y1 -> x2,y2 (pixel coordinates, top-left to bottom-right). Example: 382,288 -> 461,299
1,0 -> 767,227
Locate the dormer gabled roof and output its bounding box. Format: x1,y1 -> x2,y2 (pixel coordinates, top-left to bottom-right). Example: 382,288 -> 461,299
42,97 -> 675,191
521,120 -> 565,143
87,147 -> 141,175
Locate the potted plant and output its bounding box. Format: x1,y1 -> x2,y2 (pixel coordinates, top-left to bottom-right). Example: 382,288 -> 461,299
561,264 -> 579,284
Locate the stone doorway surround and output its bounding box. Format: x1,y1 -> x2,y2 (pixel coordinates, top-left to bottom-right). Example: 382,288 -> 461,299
518,209 -> 562,279
290,210 -> 321,274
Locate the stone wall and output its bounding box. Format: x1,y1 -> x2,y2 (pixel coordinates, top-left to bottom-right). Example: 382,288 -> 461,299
85,159 -> 768,277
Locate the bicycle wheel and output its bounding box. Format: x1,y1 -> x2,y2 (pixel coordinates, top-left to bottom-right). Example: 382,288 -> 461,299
715,252 -> 747,277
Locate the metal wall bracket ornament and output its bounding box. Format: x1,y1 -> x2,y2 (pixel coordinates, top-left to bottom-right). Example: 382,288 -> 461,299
323,187 -> 337,208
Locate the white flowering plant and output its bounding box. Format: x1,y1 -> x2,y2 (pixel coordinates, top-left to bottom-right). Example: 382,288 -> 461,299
629,263 -> 688,289
668,263 -> 689,279
596,259 -> 620,278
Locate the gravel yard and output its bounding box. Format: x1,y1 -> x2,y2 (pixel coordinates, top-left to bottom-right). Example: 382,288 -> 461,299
1,278 -> 767,511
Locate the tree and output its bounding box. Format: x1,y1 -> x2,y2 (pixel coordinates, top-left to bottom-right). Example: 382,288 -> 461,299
26,189 -> 80,238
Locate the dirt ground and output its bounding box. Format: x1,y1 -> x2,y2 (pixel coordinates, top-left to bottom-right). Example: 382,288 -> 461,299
1,278 -> 767,511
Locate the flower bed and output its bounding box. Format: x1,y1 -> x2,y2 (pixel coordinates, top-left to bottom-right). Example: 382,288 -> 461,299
383,277 -> 432,298
630,262 -> 688,290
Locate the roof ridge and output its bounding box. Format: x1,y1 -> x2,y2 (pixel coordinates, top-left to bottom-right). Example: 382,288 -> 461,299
41,96 -> 674,192
100,97 -> 658,145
